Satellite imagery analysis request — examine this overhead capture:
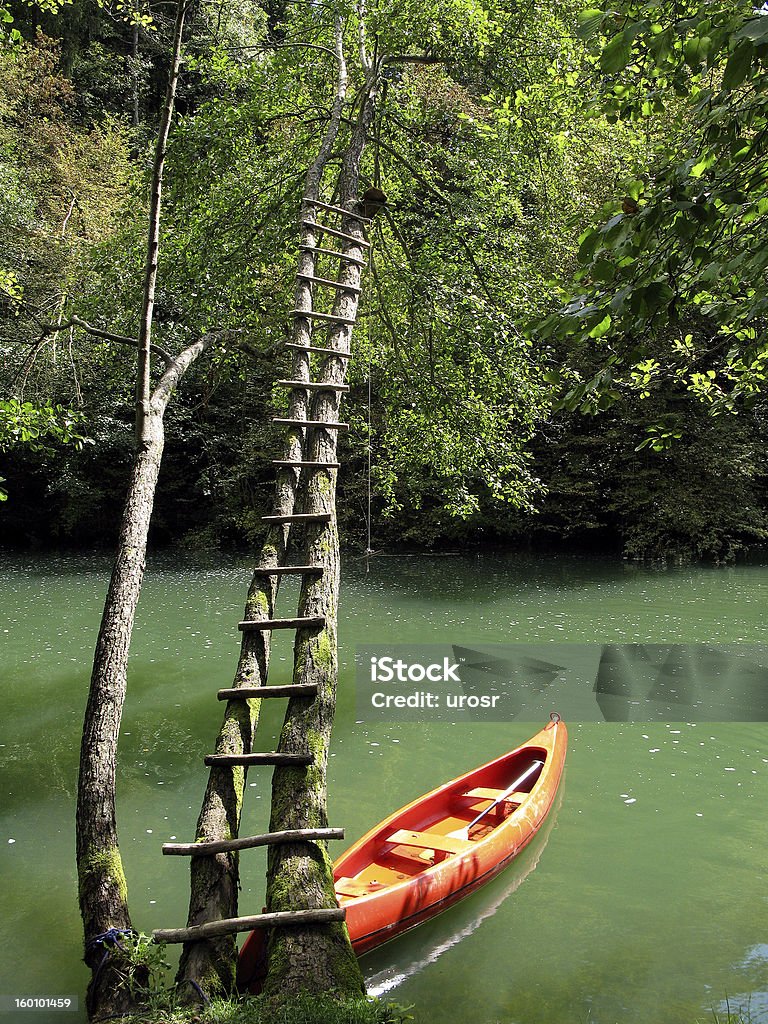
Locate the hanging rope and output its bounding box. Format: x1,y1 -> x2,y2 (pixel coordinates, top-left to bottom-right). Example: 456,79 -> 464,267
366,355 -> 372,563
84,927 -> 138,992
363,74 -> 386,570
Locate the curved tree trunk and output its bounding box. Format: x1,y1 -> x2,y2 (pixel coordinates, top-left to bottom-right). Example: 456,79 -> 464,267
76,332 -> 219,1020
76,413 -> 163,1019
75,5 -> 191,1016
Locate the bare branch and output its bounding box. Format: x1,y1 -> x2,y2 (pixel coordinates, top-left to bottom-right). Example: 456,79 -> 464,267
357,0 -> 371,74
135,0 -> 192,442
61,191 -> 77,237
35,313 -> 173,366
303,17 -> 347,199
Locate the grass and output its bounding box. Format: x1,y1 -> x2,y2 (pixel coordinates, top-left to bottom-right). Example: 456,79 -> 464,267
98,934 -> 414,1024
111,991 -> 414,1024
698,1000 -> 768,1024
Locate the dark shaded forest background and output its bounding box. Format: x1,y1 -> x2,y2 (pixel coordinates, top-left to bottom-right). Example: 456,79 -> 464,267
3,0 -> 767,563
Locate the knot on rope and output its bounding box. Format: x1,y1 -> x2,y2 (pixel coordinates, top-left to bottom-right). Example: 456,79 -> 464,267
84,928 -> 138,988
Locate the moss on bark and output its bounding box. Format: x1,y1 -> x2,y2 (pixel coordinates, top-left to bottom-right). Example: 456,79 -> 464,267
78,846 -> 129,908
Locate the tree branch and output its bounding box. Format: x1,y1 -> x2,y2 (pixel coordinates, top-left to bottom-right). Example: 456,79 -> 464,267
136,0 -> 191,442
151,329 -> 241,411
223,41 -> 342,61
382,54 -> 448,65
36,314 -> 174,367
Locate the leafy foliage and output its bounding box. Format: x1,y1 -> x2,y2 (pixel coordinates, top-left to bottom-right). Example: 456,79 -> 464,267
539,1 -> 768,418
3,0 -> 768,560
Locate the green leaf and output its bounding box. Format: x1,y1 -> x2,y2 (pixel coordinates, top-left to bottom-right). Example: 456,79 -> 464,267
684,35 -> 711,69
577,7 -> 605,40
589,313 -> 612,339
578,229 -> 600,263
690,152 -> 716,178
601,29 -> 633,74
624,179 -> 645,201
600,19 -> 650,73
722,39 -> 754,91
591,258 -> 616,283
735,16 -> 768,46
640,281 -> 675,314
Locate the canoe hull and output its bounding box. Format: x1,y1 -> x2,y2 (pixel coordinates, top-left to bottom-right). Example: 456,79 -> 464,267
337,717 -> 566,954
238,717 -> 566,990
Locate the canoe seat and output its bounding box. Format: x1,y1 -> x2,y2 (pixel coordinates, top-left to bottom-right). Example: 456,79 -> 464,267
335,876 -> 385,898
461,788 -> 528,805
386,829 -> 472,855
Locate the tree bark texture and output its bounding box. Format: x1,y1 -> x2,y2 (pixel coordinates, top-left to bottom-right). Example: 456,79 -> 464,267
176,18 -> 351,1001
76,334 -> 217,1021
262,79 -> 379,1002
76,425 -> 161,1020
136,0 -> 188,443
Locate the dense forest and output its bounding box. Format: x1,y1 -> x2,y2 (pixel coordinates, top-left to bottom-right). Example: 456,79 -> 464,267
2,0 -> 768,563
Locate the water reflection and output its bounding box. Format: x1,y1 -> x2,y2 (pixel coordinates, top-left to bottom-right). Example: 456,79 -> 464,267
718,944 -> 768,1021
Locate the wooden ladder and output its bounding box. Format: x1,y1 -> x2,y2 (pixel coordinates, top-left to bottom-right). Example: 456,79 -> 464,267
153,196 -> 371,949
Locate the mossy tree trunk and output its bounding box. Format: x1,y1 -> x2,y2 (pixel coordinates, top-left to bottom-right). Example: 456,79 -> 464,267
76,424 -> 161,1020
76,7 -> 191,1013
175,17 -> 350,1002
261,70 -> 379,1004
75,10 -> 193,1015
76,331 -> 223,1020
173,527 -> 284,998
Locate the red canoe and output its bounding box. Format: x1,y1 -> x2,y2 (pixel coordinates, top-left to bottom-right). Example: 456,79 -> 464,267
239,715 -> 566,989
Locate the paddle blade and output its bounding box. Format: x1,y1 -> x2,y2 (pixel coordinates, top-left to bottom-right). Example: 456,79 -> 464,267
447,824 -> 470,840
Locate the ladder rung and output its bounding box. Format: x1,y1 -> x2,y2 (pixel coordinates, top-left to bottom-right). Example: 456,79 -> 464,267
217,683 -> 319,700
273,418 -> 349,430
298,244 -> 367,267
238,616 -> 326,631
297,274 -> 362,294
285,342 -> 351,358
153,907 -> 346,944
204,752 -> 313,767
304,199 -> 372,223
302,221 -> 371,247
276,380 -> 350,392
292,309 -> 356,326
252,565 -> 324,576
261,513 -> 332,524
272,461 -> 340,469
162,827 -> 344,856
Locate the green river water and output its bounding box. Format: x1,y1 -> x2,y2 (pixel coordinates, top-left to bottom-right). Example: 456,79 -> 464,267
1,551 -> 767,1024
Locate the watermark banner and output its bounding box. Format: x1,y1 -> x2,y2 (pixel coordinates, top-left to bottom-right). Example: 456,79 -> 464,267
355,643 -> 768,722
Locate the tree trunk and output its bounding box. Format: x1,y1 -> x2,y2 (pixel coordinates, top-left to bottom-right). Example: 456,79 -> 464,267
77,333 -> 220,1020
136,0 -> 188,443
175,17 -> 351,1001
76,412 -> 163,1019
131,24 -> 140,131
261,77 -> 379,1003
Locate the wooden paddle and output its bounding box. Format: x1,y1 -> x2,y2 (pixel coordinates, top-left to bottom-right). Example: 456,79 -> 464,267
449,760 -> 544,841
